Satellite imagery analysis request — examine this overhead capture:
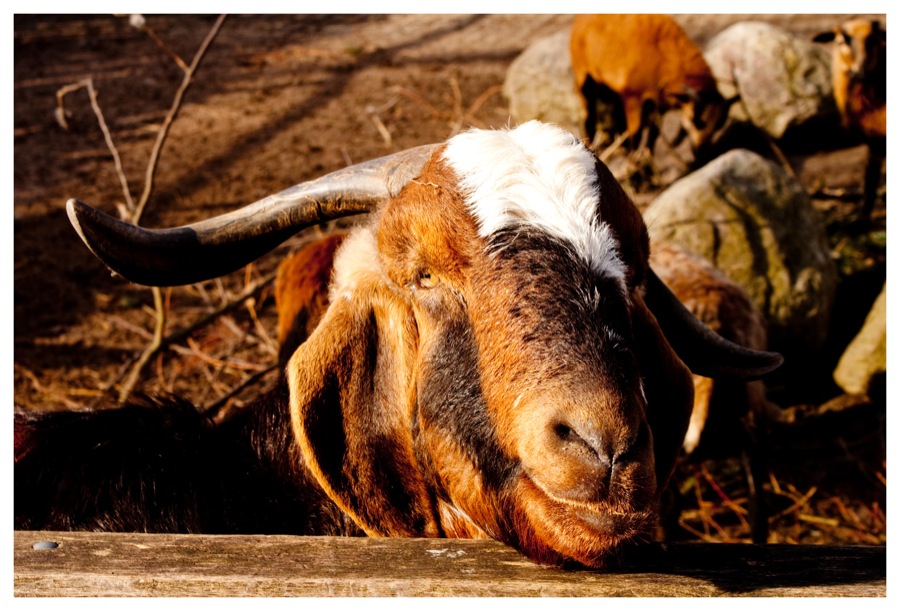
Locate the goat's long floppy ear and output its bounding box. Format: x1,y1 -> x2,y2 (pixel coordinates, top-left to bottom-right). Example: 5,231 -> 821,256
630,292 -> 694,490
285,233 -> 439,537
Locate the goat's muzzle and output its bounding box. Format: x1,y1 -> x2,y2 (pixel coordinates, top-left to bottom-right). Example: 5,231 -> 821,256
509,385 -> 657,567
517,387 -> 654,507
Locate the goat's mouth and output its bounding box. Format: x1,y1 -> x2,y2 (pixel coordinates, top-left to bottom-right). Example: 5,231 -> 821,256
513,475 -> 656,568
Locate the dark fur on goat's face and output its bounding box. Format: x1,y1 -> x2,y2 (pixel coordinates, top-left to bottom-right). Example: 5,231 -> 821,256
287,122 -> 693,567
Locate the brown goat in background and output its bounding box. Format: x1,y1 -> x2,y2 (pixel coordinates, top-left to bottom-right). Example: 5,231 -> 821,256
814,18 -> 887,221
570,14 -> 729,160
651,243 -> 776,544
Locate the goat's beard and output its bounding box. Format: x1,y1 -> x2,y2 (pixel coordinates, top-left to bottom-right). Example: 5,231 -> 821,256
508,475 -> 657,568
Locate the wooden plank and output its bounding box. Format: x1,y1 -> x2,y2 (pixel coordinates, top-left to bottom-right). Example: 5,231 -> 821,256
14,531 -> 885,597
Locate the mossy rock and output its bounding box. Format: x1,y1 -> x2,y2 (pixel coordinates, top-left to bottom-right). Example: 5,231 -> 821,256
644,149 -> 837,351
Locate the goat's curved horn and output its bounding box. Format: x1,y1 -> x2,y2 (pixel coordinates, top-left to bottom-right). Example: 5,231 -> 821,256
644,269 -> 783,380
67,144 -> 439,287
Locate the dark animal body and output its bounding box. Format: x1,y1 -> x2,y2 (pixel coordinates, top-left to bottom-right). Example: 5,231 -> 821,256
15,121 -> 781,568
15,382 -> 359,537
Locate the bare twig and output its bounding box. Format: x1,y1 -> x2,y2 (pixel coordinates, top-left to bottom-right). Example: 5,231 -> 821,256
366,105 -> 393,147
389,78 -> 498,139
91,267 -> 274,407
677,518 -> 720,543
16,364 -> 86,409
245,297 -> 278,357
166,271 -> 278,347
56,78 -> 136,212
107,314 -> 155,340
598,131 -> 629,163
700,464 -> 750,528
175,338 -> 269,372
769,485 -> 818,521
389,85 -> 444,118
118,286 -> 168,402
765,134 -> 797,180
89,354 -> 142,408
464,85 -> 502,124
131,13 -> 227,225
446,74 -> 464,137
128,15 -> 190,72
64,16 -> 239,406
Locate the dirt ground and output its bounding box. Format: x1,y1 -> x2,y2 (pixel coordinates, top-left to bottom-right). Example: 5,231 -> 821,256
13,14 -> 886,546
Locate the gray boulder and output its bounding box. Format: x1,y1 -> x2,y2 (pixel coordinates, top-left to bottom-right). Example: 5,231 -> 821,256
833,283 -> 886,397
704,21 -> 836,139
643,148 -> 837,351
502,30 -> 583,137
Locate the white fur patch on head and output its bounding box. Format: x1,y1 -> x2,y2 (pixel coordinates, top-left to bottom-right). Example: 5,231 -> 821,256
441,121 -> 626,286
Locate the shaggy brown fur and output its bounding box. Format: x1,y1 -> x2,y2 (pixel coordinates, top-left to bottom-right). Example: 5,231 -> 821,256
274,232 -> 345,367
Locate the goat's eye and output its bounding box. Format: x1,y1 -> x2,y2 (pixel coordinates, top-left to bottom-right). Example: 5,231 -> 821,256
415,271 -> 437,290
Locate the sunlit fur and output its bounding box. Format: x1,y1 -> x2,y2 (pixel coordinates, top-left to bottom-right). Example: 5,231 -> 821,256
815,19 -> 886,139
274,233 -> 344,367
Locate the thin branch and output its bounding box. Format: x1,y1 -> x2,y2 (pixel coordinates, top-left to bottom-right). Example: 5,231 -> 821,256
244,297 -> 278,357
366,105 -> 393,148
110,270 -> 277,404
166,271 -> 277,347
765,134 -> 797,180
56,78 -> 135,211
174,339 -> 270,372
118,286 -> 167,402
131,16 -> 190,72
598,131 -> 629,163
464,84 -> 502,126
447,74 -> 464,137
131,14 -> 227,225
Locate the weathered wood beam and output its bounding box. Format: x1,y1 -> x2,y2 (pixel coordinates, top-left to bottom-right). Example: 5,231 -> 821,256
14,531 -> 885,597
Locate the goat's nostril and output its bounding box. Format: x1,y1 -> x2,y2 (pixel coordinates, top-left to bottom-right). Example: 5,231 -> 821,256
553,421 -> 611,465
554,423 -> 574,442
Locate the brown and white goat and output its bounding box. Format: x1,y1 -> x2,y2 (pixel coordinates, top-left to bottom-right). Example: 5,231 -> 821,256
814,18 -> 886,220
18,121 -> 781,568
569,14 -> 729,158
